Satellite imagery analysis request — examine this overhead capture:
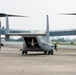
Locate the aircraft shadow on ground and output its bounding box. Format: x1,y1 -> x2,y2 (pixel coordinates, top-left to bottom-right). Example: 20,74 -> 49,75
0,52 -> 48,57
0,52 -> 76,57
21,53 -> 49,57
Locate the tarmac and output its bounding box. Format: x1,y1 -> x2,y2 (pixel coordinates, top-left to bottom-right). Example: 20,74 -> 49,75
0,47 -> 76,75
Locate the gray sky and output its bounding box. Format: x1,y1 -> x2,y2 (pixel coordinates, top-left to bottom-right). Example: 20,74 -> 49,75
0,0 -> 76,31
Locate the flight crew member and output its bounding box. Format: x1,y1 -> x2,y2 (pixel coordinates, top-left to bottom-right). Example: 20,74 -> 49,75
0,43 -> 4,46
54,44 -> 57,51
0,43 -> 4,50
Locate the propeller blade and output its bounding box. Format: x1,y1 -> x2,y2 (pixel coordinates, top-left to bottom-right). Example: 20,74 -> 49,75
59,13 -> 76,15
0,13 -> 29,17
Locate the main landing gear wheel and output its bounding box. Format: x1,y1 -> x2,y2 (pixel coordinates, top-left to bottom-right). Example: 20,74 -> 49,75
25,51 -> 27,54
50,50 -> 53,55
44,51 -> 47,54
48,51 -> 51,55
22,51 -> 24,55
48,50 -> 53,55
22,51 -> 27,55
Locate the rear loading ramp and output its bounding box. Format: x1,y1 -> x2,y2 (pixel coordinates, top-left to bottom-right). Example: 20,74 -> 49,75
23,37 -> 40,48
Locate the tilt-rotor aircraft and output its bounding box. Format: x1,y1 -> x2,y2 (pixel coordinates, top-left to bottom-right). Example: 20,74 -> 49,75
0,13 -> 76,55
0,13 -> 54,55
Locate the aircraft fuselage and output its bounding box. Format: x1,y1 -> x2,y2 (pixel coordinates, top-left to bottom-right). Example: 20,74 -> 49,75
22,36 -> 54,55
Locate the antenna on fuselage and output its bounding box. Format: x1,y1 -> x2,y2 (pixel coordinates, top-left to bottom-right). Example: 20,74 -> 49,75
46,15 -> 49,43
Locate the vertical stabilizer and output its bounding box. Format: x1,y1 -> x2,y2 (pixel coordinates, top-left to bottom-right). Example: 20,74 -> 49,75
5,15 -> 9,33
5,15 -> 10,41
0,20 -> 1,50
46,15 -> 49,43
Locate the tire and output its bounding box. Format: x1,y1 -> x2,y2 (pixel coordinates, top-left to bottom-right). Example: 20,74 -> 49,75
25,51 -> 27,54
48,50 -> 53,55
22,51 -> 24,55
51,50 -> 53,55
48,51 -> 51,55
44,51 -> 47,54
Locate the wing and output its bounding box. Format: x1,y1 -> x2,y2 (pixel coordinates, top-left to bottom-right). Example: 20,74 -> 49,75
1,29 -> 76,36
0,28 -> 31,35
6,33 -> 46,37
10,29 -> 31,33
50,29 -> 76,36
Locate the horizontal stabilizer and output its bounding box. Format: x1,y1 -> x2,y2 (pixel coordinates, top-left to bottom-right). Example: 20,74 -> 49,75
0,13 -> 29,17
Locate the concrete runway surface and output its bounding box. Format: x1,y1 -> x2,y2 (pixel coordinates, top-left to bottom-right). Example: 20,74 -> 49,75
0,47 -> 76,75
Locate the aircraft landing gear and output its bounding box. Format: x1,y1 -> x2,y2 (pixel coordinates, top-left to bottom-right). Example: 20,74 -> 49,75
25,51 -> 27,54
44,51 -> 47,54
48,50 -> 53,55
22,51 -> 27,55
50,49 -> 53,55
22,51 -> 24,55
48,51 -> 51,55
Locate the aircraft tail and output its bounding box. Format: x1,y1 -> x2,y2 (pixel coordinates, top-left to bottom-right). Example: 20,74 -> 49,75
5,15 -> 10,41
5,15 -> 9,33
46,15 -> 49,43
0,20 -> 1,50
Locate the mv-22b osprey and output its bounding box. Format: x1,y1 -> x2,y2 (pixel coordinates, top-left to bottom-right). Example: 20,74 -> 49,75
0,13 -> 54,55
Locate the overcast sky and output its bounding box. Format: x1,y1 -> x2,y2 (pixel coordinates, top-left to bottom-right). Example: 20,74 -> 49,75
0,0 -> 76,31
